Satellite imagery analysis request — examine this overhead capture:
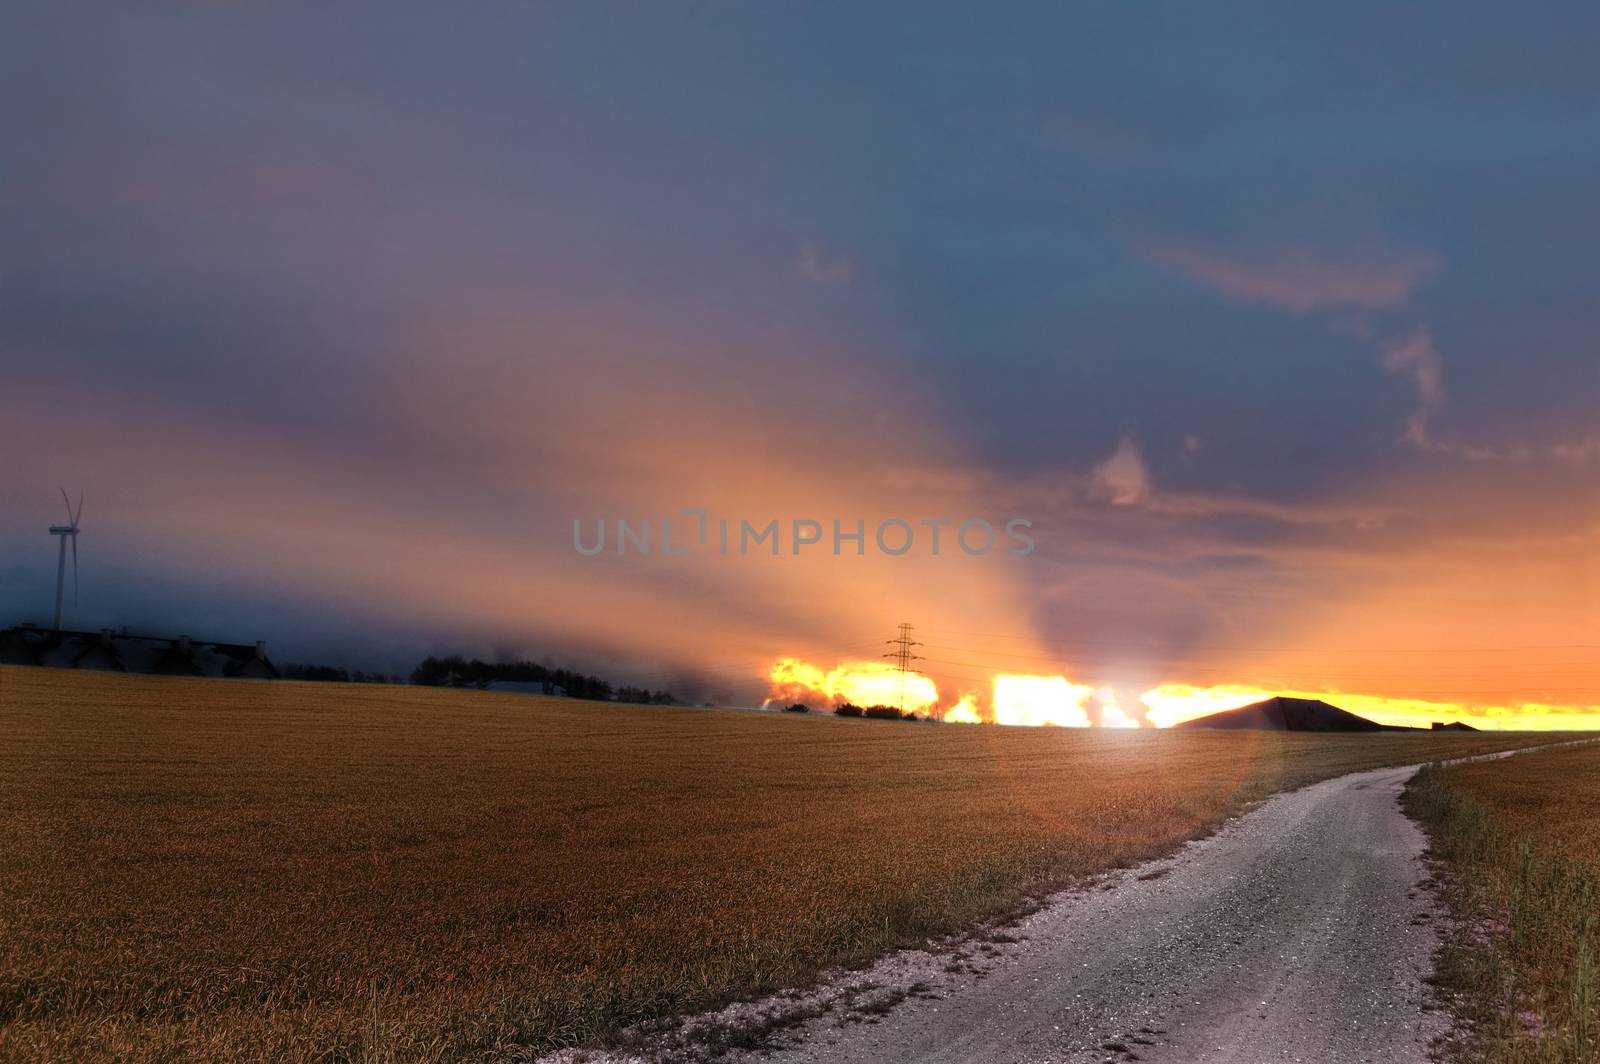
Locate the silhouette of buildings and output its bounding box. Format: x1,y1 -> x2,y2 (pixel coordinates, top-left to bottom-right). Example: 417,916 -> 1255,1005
0,625 -> 278,678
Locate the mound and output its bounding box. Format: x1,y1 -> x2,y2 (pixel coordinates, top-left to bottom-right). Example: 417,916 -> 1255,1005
1174,695 -> 1397,732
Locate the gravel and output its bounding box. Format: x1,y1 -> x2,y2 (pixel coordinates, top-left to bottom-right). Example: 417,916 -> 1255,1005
550,762 -> 1456,1064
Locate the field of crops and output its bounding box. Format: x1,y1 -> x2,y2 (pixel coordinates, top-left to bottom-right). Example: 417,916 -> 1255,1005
0,666 -> 1574,1062
1406,743 -> 1600,1064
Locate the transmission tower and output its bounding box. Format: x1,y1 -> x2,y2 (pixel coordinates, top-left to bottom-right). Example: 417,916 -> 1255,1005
883,622 -> 923,714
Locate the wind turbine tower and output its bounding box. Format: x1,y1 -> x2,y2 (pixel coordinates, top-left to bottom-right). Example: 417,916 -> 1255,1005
49,489 -> 82,631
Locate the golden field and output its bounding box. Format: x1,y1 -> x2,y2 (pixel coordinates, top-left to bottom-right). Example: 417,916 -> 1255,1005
1407,743 -> 1600,1063
0,666 -> 1576,1062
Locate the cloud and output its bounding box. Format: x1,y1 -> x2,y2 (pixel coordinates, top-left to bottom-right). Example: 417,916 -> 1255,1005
1141,237 -> 1450,450
1091,435 -> 1151,506
1143,491 -> 1392,530
1382,330 -> 1446,448
1454,434 -> 1600,465
1549,438 -> 1600,464
1142,241 -> 1436,312
794,241 -> 853,286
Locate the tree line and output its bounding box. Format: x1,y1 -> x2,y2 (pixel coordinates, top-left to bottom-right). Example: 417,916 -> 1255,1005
407,654 -> 679,705
281,663 -> 403,684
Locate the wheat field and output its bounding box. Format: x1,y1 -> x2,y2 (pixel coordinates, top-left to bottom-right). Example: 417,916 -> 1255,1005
0,666 -> 1572,1062
1406,743 -> 1600,1063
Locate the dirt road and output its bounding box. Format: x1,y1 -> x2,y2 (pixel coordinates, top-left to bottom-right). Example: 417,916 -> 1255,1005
714,763 -> 1449,1064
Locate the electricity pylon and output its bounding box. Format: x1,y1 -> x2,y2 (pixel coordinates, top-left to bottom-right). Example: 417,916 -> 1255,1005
883,622 -> 923,715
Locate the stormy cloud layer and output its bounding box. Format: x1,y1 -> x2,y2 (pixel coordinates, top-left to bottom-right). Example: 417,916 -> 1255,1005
3,3 -> 1597,719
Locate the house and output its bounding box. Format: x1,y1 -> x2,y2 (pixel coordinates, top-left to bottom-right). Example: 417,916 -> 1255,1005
0,625 -> 279,679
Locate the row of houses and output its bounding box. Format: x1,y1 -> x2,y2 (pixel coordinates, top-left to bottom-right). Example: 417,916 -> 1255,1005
0,625 -> 279,679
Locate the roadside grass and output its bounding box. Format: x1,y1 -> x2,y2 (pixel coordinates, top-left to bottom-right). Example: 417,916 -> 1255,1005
0,665 -> 1574,1062
1406,744 -> 1600,1063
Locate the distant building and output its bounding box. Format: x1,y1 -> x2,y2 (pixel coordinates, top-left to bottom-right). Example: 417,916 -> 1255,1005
0,625 -> 278,679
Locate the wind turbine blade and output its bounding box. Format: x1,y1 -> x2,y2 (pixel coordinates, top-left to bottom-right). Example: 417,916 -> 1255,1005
60,488 -> 73,525
74,492 -> 84,528
72,533 -> 79,605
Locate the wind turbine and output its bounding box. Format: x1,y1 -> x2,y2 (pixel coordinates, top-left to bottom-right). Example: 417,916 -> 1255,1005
49,489 -> 82,631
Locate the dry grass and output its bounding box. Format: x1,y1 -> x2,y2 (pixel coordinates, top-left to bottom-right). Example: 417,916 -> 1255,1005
0,666 -> 1572,1062
1406,743 -> 1600,1064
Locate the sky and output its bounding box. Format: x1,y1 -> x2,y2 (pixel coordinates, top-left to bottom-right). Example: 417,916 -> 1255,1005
2,2 -> 1598,727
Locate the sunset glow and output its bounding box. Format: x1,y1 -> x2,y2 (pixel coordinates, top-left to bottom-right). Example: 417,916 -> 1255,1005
1140,683 -> 1600,731
766,659 -> 1100,726
765,661 -> 1600,730
943,693 -> 984,724
767,657 -> 941,714
991,674 -> 1095,728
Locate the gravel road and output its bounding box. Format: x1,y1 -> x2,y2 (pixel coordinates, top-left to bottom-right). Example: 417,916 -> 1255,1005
720,762 -> 1449,1064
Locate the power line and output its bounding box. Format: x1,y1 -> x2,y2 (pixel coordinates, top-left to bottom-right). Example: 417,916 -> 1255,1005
919,641 -> 1600,667
915,628 -> 1600,656
915,649 -> 1600,680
